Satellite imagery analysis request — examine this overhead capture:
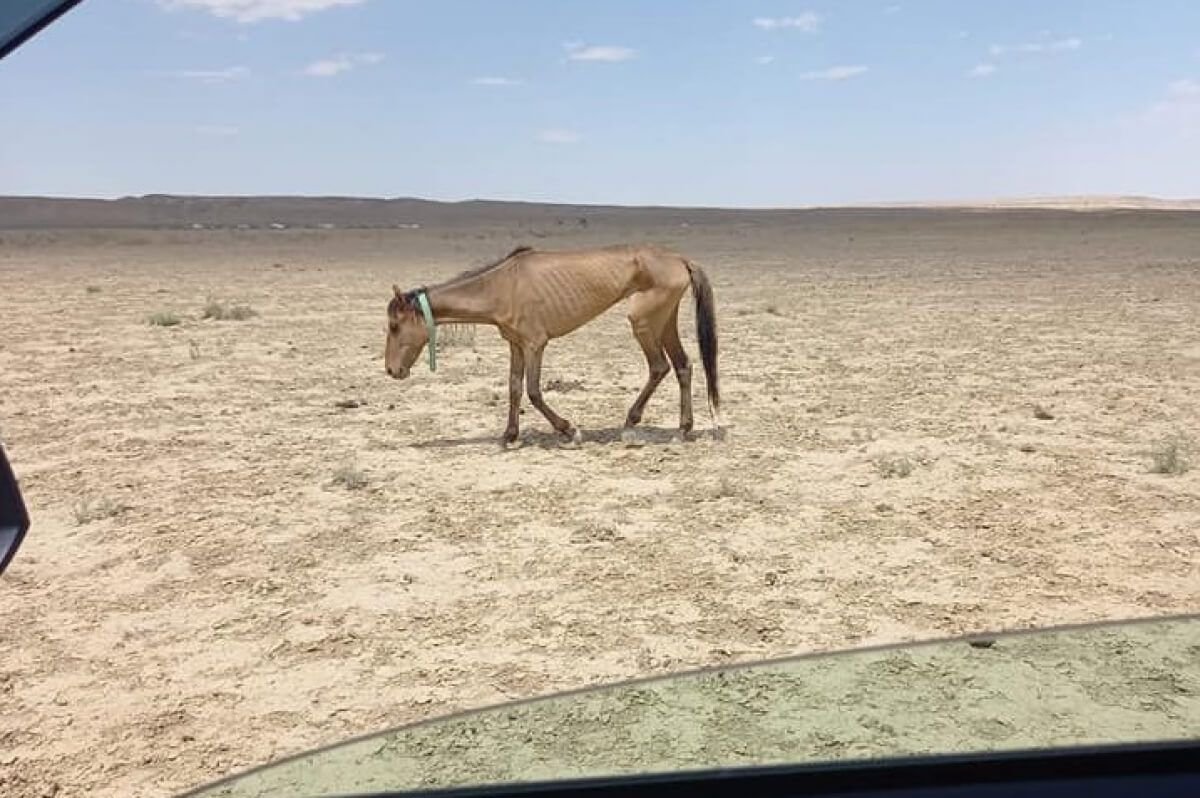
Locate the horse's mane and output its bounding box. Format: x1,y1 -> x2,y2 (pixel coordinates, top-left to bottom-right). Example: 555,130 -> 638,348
449,245 -> 533,283
390,245 -> 533,317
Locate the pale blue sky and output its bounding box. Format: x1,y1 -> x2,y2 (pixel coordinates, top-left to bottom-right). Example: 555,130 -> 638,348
2,0 -> 1198,206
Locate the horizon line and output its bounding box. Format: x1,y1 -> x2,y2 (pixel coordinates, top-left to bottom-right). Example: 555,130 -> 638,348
5,192 -> 1200,213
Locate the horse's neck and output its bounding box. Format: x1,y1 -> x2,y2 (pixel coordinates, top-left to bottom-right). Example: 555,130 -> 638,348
428,273 -> 503,325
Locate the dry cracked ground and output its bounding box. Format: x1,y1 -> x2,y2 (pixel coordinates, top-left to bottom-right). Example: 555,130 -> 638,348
1,210 -> 1198,797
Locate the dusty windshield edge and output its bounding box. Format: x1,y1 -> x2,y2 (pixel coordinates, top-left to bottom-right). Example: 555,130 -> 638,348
0,0 -> 82,59
178,612 -> 1200,797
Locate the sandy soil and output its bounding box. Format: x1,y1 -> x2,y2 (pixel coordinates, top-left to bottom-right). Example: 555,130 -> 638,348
2,211 -> 1199,798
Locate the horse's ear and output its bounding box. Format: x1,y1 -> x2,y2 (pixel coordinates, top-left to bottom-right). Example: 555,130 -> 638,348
393,284 -> 404,299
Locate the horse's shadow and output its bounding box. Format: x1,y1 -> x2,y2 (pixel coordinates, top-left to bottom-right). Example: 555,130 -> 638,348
409,425 -> 705,451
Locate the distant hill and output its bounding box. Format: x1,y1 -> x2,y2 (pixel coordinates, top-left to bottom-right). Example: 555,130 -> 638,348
0,195 -> 565,230
863,195 -> 1200,211
1,194 -> 1198,230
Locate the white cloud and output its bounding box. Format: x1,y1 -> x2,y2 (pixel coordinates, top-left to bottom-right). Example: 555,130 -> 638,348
303,52 -> 383,77
195,125 -> 240,136
537,129 -> 580,144
968,63 -> 997,78
305,58 -> 351,76
1127,78 -> 1200,139
564,43 -> 636,62
753,13 -> 820,32
755,55 -> 776,65
157,0 -> 365,23
173,66 -> 250,83
1050,37 -> 1084,51
1168,79 -> 1200,98
799,65 -> 867,81
1136,78 -> 1200,121
471,76 -> 523,86
990,37 -> 1082,57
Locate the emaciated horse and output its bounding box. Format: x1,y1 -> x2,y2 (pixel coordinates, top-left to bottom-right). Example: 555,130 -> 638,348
385,244 -> 719,444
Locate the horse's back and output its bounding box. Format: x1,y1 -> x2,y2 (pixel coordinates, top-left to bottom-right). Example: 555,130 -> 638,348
515,246 -> 686,337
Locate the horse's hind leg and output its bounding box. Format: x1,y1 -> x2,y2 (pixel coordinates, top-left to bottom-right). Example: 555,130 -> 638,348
624,297 -> 672,430
662,304 -> 693,436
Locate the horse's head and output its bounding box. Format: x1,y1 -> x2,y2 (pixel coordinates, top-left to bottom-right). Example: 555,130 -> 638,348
384,285 -> 430,380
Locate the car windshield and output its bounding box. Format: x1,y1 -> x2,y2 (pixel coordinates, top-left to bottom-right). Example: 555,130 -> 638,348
184,615 -> 1200,797
4,5 -> 1200,798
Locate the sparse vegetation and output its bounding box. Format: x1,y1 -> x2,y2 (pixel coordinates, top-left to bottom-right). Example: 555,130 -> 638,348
332,461 -> 368,490
202,297 -> 258,321
874,453 -> 915,479
1033,404 -> 1055,420
713,476 -> 747,499
72,495 -> 124,525
436,322 -> 476,349
545,378 -> 585,393
188,340 -> 202,360
570,522 -> 623,544
148,311 -> 182,327
1149,436 -> 1192,475
85,285 -> 102,294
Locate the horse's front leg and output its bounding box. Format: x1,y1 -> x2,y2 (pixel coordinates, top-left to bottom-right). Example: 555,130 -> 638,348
503,342 -> 525,445
525,343 -> 581,443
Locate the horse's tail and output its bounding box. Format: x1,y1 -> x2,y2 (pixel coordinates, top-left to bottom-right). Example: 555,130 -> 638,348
685,259 -> 720,425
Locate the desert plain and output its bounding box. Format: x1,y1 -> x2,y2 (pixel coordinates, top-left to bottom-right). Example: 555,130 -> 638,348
1,199 -> 1198,797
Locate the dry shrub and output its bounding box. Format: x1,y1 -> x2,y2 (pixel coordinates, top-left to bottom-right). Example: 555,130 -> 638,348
332,461 -> 368,490
202,297 -> 258,321
72,495 -> 124,525
1149,436 -> 1192,475
148,311 -> 182,327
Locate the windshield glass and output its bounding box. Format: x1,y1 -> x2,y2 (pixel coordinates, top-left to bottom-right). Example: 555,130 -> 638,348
5,5 -> 1200,798
186,615 -> 1200,797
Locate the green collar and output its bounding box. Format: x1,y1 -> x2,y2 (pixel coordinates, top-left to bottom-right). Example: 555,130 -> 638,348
415,290 -> 437,372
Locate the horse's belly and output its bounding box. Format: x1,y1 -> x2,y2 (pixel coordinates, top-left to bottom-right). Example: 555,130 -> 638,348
538,272 -> 634,338
543,291 -> 627,337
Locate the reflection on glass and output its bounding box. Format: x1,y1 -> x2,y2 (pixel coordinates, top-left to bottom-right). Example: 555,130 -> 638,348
186,616 -> 1200,798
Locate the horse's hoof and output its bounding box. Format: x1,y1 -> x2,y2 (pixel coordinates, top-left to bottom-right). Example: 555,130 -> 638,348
620,428 -> 644,447
559,427 -> 583,448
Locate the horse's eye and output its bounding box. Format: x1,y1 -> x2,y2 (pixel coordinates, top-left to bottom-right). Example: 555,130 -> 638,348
388,323 -> 399,334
